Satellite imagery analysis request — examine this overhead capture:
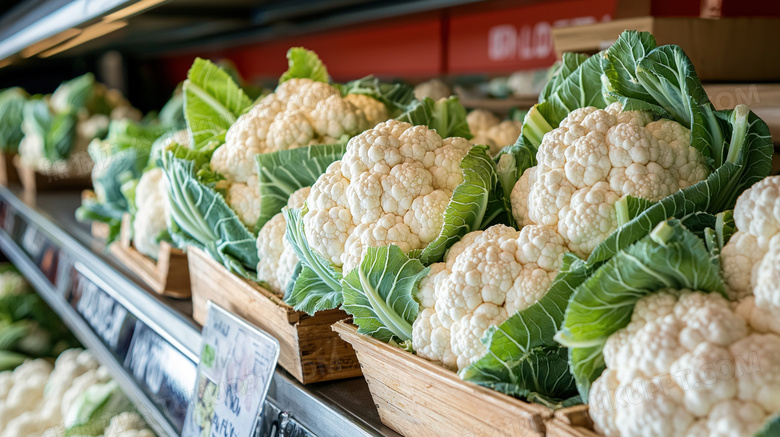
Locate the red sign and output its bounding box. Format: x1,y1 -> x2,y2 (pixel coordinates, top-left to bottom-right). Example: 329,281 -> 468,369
448,0 -> 617,74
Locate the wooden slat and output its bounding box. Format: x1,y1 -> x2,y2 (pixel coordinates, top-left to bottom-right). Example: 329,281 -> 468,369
188,247 -> 361,384
13,155 -> 91,206
0,152 -> 18,186
109,213 -> 191,298
553,17 -> 780,82
333,321 -> 551,437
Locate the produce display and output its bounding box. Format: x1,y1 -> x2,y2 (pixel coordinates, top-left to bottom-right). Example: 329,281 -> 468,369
162,48 -> 416,292
466,109 -> 523,156
0,88 -> 29,154
18,74 -> 140,177
0,350 -> 156,437
0,16 -> 779,437
0,264 -> 78,369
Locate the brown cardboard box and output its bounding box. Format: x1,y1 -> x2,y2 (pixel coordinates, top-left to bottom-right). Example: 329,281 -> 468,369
552,17 -> 780,82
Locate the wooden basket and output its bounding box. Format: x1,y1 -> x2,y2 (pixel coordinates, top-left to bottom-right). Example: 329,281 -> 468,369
109,214 -> 191,298
332,321 -> 551,437
188,247 -> 361,384
545,406 -> 600,437
14,156 -> 91,205
0,152 -> 18,186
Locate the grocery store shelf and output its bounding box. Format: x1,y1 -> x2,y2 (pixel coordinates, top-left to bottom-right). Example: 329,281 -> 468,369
0,185 -> 398,437
0,219 -> 182,437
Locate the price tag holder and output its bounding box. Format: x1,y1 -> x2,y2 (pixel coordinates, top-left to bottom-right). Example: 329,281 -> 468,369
71,269 -> 136,361
0,201 -> 15,235
182,302 -> 280,437
125,321 -> 197,433
21,223 -> 46,262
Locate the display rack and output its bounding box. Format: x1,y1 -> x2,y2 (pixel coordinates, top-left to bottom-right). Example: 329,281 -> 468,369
0,185 -> 398,437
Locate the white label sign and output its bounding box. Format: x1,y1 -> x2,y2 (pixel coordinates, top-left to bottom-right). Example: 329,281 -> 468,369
182,302 -> 280,437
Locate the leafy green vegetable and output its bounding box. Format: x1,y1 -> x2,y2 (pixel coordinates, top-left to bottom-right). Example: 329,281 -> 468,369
342,245 -> 428,342
76,120 -> 165,242
279,47 -> 330,84
587,105 -> 772,264
65,380 -> 133,436
341,76 -> 415,117
0,88 -> 28,152
461,253 -> 590,401
255,143 -> 346,230
163,151 -> 259,278
283,205 -> 343,313
184,58 -> 253,150
557,220 -> 726,398
417,144 -> 501,264
397,96 -> 472,139
50,73 -> 97,114
756,415 -> 780,437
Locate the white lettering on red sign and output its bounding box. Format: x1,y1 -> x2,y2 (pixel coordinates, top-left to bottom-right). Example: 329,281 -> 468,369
487,15 -> 611,62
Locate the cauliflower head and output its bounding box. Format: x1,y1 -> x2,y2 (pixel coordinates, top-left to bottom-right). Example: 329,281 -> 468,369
510,102 -> 709,258
413,79 -> 452,102
103,411 -> 155,437
210,78 -> 384,229
133,168 -> 169,259
590,290 -> 780,437
721,175 -> 780,301
256,186 -> 311,294
467,109 -> 522,156
303,119 -> 473,273
411,224 -> 567,370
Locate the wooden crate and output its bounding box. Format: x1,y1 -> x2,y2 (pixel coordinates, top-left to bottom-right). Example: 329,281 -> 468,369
0,152 -> 18,185
545,406 -> 600,437
552,17 -> 780,82
109,214 -> 191,299
188,247 -> 361,384
332,321 -> 551,437
13,156 -> 91,205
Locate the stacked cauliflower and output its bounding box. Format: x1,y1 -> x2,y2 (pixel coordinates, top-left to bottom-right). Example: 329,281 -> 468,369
302,119 -> 472,273
0,349 -> 154,437
256,186 -> 311,294
0,349 -> 105,436
466,109 -> 523,156
589,290 -> 780,437
510,102 -> 710,258
20,84 -> 140,177
412,224 -> 567,370
133,130 -> 191,259
721,176 -> 780,304
210,78 -> 387,230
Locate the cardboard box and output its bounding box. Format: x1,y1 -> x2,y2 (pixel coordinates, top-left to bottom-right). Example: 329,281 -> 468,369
553,17 -> 780,81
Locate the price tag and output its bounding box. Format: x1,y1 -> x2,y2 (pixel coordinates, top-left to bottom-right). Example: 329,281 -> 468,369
125,321 -> 197,433
0,202 -> 14,235
72,271 -> 136,360
182,302 -> 280,437
21,224 -> 46,261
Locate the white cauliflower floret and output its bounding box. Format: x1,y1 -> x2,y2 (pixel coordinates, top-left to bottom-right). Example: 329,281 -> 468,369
256,187 -> 311,294
226,176 -> 261,230
0,359 -> 52,428
103,411 -> 155,437
133,168 -> 169,258
211,78 -> 387,230
344,94 -> 389,126
589,290 -> 780,437
467,109 -> 522,155
413,79 -> 451,102
720,176 -> 780,325
511,102 -> 709,258
303,120 -> 474,273
411,224 -> 567,370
